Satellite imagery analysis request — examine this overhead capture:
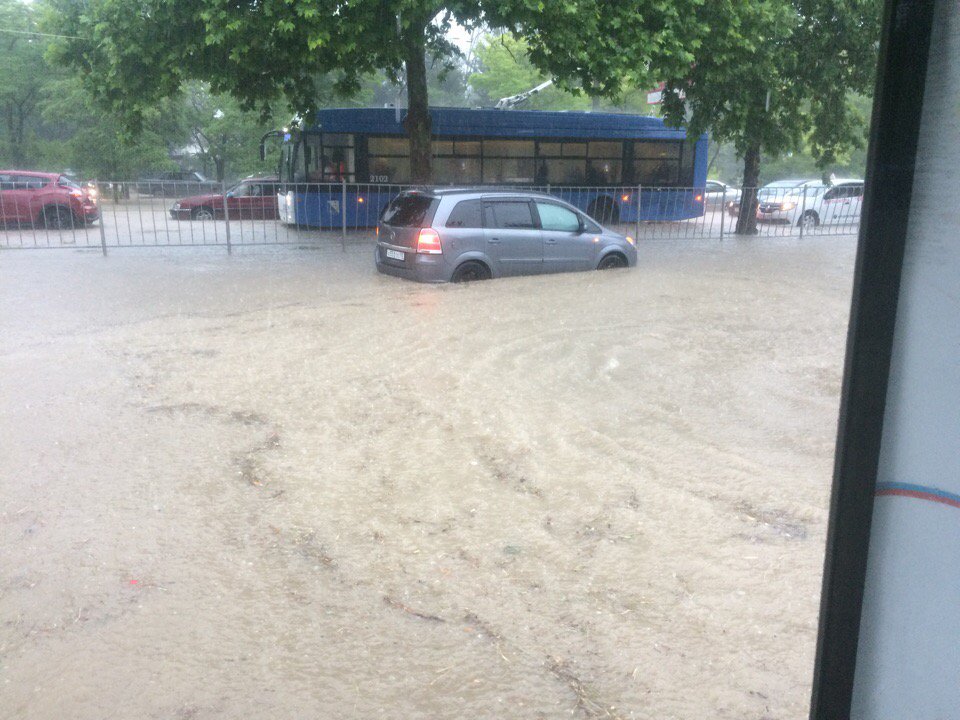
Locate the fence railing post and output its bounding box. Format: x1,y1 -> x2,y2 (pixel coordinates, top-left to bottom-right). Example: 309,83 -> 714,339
799,185 -> 808,239
221,180 -> 232,254
341,179 -> 347,251
635,185 -> 642,241
720,187 -> 727,241
97,179 -> 107,255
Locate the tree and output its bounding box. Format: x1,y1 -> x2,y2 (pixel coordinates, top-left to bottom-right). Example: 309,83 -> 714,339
44,0 -> 699,183
469,33 -> 654,113
0,0 -> 48,166
39,77 -> 176,179
182,83 -> 282,182
656,0 -> 881,233
469,34 -> 591,110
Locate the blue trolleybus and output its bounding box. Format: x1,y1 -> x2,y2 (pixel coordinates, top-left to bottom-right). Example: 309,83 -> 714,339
272,107 -> 708,228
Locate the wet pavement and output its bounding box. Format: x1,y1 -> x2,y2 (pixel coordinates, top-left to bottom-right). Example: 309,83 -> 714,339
1,235 -> 856,719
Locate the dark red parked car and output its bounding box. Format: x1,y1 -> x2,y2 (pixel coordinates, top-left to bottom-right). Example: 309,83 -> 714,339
170,176 -> 280,221
0,171 -> 100,228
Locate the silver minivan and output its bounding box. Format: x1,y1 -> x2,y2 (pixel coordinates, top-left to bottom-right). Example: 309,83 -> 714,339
375,189 -> 637,283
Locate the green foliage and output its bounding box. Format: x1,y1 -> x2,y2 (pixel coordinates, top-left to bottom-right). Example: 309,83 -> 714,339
656,1 -> 881,175
0,0 -> 49,166
43,0 -> 474,123
469,34 -> 591,110
494,0 -> 702,104
181,83 -> 284,180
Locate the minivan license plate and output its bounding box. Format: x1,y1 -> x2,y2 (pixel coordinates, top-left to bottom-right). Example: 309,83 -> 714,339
385,249 -> 405,261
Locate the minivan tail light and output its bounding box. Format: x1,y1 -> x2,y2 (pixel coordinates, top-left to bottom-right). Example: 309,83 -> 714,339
417,228 -> 442,254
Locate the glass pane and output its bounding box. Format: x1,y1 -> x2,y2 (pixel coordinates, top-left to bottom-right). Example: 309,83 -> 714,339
318,146 -> 355,181
487,201 -> 535,229
540,158 -> 586,185
679,144 -> 694,185
368,156 -> 410,183
323,133 -> 353,147
537,202 -> 580,232
482,140 -> 535,158
445,199 -> 483,228
635,141 -> 682,159
368,137 -> 408,156
455,141 -> 481,155
587,159 -> 622,185
539,142 -> 563,157
432,140 -> 455,155
588,141 -> 622,158
482,158 -> 535,184
562,143 -> 586,157
434,157 -> 482,184
634,159 -> 679,186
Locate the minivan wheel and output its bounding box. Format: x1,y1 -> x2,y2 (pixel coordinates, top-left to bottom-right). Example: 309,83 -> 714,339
451,260 -> 491,283
597,253 -> 628,270
799,211 -> 819,232
41,205 -> 75,230
192,206 -> 216,221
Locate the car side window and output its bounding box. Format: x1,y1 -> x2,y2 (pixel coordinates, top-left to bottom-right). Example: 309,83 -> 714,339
486,200 -> 536,229
536,202 -> 581,232
706,182 -> 722,193
446,199 -> 483,228
823,187 -> 840,201
16,175 -> 44,190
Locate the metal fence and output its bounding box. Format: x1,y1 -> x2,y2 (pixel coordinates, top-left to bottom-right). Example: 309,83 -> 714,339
0,180 -> 863,252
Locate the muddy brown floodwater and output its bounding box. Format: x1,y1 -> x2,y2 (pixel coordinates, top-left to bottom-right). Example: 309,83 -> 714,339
1,236 -> 856,719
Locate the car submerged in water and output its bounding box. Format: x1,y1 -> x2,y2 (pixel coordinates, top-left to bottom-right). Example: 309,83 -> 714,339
375,188 -> 637,283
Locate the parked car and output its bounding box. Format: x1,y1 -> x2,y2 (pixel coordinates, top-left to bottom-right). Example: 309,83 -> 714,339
169,176 -> 281,221
726,179 -> 824,217
757,178 -> 865,230
703,180 -> 742,211
0,170 -> 100,228
137,171 -> 217,198
376,188 -> 637,283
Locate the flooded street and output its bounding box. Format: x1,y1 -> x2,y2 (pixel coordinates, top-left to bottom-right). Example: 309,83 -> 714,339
1,236 -> 855,719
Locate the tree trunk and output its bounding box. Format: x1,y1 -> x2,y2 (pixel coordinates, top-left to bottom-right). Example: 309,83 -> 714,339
735,140 -> 761,235
214,155 -> 225,183
403,23 -> 432,184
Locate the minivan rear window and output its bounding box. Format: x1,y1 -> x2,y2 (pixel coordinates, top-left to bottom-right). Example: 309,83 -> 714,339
381,194 -> 437,227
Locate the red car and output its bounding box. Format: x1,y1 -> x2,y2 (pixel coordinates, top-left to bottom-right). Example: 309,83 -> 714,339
0,171 -> 100,228
170,176 -> 280,221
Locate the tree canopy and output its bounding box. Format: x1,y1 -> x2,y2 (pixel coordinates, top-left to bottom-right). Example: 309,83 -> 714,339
654,0 -> 881,232
43,0 -> 703,182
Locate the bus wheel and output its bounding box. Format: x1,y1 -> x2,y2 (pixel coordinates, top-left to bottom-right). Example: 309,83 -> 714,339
588,197 -> 620,225
451,260 -> 491,283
